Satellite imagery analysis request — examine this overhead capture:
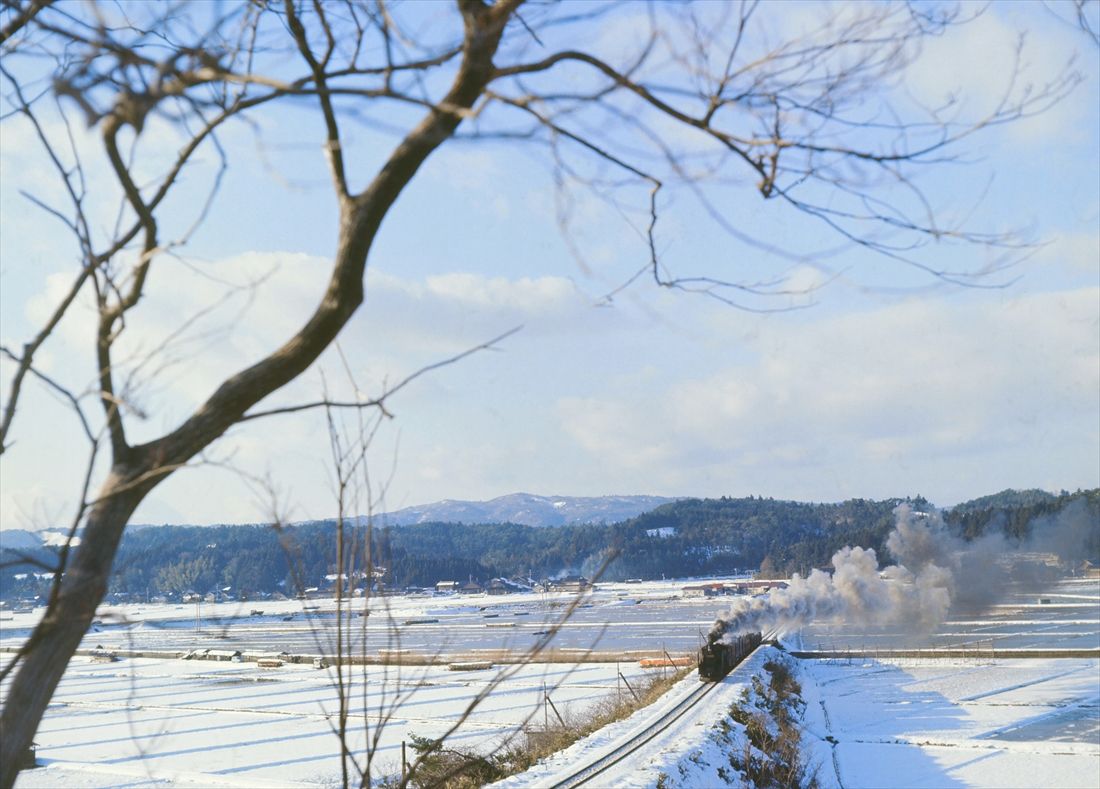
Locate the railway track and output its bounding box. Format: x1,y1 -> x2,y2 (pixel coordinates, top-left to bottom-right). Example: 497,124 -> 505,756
549,634 -> 772,788
548,677 -> 719,789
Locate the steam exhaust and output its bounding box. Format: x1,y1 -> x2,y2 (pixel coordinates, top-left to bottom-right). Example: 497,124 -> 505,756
710,500 -> 1093,642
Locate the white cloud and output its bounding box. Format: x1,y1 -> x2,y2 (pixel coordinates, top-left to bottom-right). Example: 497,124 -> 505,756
1037,231 -> 1100,276
3,252 -> 620,524
903,5 -> 1090,142
3,0 -> 1096,526
556,287 -> 1100,502
17,247 -> 600,418
362,266 -> 611,359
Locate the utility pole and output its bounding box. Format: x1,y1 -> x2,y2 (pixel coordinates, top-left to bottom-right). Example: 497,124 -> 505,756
545,692 -> 566,728
663,648 -> 677,680
619,671 -> 639,702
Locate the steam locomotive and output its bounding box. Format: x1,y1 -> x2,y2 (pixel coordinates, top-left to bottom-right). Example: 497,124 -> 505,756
697,631 -> 762,681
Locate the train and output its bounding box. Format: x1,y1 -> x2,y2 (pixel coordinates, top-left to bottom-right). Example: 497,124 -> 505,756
697,631 -> 762,681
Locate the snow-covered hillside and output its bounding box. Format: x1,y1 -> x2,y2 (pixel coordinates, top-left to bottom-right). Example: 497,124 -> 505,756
0,529 -> 44,552
378,492 -> 677,527
0,529 -> 79,552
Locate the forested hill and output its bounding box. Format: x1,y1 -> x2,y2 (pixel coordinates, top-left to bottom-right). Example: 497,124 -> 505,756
3,489 -> 1097,601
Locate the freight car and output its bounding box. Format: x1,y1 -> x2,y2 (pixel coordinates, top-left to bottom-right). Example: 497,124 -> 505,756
698,631 -> 762,681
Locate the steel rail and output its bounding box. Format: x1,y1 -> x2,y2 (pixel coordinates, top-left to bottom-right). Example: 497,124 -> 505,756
548,678 -> 719,789
550,634 -> 773,789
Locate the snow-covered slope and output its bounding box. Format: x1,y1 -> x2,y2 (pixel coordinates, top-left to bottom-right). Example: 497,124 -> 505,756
492,646 -> 779,788
379,493 -> 677,527
0,529 -> 79,550
0,529 -> 44,552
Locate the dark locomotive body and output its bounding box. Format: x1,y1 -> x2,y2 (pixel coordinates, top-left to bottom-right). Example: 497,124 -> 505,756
698,631 -> 762,681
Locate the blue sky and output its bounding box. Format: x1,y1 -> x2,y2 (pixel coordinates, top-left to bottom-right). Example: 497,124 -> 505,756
0,1 -> 1097,529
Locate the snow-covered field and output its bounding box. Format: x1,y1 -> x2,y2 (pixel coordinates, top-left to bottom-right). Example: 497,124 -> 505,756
500,650 -> 1100,789
6,577 -> 1098,787
802,656 -> 1100,788
2,580 -> 731,786
12,655 -> 655,788
494,580 -> 1099,788
1,578 -> 743,659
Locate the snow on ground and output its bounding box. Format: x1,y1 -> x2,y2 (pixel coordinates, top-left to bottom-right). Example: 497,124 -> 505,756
496,650 -> 1100,789
2,578 -> 739,632
12,655 -> 654,788
801,657 -> 1100,788
0,579 -> 748,658
8,578 -> 1099,787
492,646 -> 779,788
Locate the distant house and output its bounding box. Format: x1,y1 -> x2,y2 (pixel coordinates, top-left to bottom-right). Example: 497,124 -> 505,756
460,580 -> 483,594
731,579 -> 788,594
435,581 -> 460,593
1081,559 -> 1100,580
682,583 -> 722,598
487,578 -> 530,595
547,575 -> 591,593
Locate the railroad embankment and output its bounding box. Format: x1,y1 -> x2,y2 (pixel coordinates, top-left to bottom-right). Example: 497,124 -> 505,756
488,644 -> 809,788
654,648 -> 819,789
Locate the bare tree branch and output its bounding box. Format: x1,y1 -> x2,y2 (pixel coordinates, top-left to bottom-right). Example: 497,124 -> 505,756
240,326 -> 522,422
0,0 -> 54,45
0,2 -> 1085,785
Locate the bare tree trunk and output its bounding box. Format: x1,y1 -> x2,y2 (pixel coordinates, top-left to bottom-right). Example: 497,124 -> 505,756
0,466 -> 148,788
0,6 -> 516,785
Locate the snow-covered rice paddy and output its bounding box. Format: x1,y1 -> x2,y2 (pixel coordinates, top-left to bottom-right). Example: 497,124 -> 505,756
5,577 -> 1098,787
1,579 -> 734,660
802,656 -> 1100,788
11,655 -> 655,788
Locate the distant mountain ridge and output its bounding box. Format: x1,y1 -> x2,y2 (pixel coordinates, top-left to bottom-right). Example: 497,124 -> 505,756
0,494 -> 678,545
4,488 -> 1096,601
377,493 -> 678,527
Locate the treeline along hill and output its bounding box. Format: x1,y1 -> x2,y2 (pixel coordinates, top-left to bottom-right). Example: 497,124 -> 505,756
2,489 -> 1097,601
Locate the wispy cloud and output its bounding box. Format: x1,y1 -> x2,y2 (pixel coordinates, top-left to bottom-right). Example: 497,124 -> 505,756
556,287 -> 1100,503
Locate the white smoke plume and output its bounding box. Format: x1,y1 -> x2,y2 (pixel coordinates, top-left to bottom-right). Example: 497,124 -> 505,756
711,499 -> 1095,642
